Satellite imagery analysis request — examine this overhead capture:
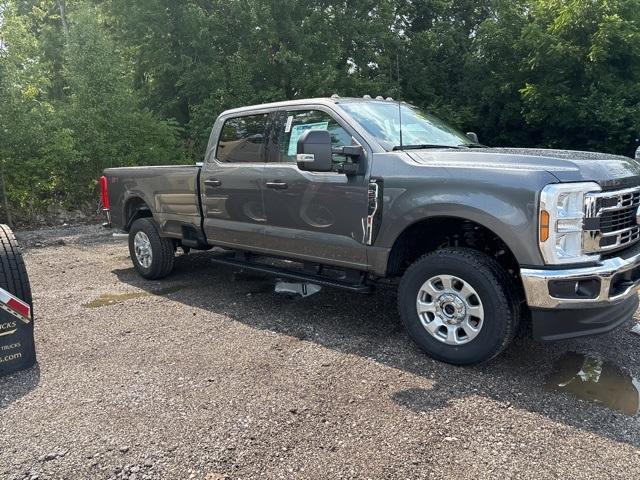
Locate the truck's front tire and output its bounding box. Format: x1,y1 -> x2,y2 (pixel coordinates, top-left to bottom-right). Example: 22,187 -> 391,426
128,218 -> 175,280
397,248 -> 520,365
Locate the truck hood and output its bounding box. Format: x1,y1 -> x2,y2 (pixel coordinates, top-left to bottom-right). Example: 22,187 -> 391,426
409,147 -> 640,189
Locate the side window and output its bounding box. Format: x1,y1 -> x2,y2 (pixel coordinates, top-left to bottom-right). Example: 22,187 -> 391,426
216,114 -> 268,163
277,110 -> 352,163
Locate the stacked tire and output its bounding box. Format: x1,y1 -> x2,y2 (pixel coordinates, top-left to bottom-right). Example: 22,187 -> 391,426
0,224 -> 36,376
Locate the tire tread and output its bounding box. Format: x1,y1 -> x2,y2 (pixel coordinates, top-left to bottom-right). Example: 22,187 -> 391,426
0,224 -> 33,307
397,247 -> 520,365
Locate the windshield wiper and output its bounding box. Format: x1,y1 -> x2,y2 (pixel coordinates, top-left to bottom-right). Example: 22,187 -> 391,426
459,143 -> 487,148
392,144 -> 463,151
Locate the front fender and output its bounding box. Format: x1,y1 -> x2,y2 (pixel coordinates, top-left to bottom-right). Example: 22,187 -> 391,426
374,170 -> 558,267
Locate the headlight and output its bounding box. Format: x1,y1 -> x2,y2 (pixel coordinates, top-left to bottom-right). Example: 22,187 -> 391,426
539,182 -> 601,264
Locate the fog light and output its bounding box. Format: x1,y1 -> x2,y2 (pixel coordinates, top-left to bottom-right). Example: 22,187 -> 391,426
549,279 -> 600,299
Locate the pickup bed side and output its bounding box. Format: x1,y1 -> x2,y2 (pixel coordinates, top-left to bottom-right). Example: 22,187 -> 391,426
104,165 -> 203,242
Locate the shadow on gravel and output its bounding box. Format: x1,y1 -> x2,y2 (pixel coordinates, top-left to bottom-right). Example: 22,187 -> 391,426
0,363 -> 40,410
113,251 -> 640,448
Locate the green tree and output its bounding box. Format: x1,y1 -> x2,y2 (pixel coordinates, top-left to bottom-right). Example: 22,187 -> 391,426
3,0 -> 640,224
60,4 -> 186,202
517,0 -> 640,153
0,0 -> 67,225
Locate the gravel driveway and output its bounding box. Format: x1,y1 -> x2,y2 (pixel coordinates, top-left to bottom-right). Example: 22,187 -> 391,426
1,225 -> 639,479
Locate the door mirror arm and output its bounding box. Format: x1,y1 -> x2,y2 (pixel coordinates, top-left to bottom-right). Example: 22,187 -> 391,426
332,145 -> 364,159
333,145 -> 363,176
336,163 -> 359,175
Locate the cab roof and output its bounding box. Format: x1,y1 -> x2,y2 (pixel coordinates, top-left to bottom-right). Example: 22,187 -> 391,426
220,96 -> 400,116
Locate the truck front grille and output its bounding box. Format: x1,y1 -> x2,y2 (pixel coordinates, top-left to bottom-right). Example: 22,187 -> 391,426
599,207 -> 638,233
583,186 -> 640,254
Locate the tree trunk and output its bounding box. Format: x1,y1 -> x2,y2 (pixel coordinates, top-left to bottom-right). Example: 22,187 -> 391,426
57,0 -> 69,36
0,166 -> 13,228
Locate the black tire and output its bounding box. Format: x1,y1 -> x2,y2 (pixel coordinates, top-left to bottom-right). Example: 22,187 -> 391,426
397,248 -> 520,365
0,224 -> 36,374
128,218 -> 175,280
0,224 -> 32,307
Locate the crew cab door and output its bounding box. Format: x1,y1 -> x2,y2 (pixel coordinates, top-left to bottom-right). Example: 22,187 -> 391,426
260,107 -> 370,269
200,112 -> 269,249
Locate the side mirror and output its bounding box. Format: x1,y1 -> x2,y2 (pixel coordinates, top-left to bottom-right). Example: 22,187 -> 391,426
635,146 -> 640,161
466,132 -> 479,144
297,130 -> 333,172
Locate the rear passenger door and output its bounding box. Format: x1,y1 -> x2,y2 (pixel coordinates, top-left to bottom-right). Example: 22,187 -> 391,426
260,107 -> 370,269
201,112 -> 270,249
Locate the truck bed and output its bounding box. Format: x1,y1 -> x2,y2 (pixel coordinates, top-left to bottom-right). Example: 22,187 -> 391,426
103,165 -> 202,239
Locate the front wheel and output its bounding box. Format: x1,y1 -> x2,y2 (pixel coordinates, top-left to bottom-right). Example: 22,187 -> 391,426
128,218 -> 175,280
397,248 -> 520,365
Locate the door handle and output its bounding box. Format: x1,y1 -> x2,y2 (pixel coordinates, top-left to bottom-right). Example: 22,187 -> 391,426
266,181 -> 288,190
204,179 -> 222,187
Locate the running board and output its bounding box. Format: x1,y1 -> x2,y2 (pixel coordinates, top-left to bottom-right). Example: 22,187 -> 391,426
210,257 -> 372,294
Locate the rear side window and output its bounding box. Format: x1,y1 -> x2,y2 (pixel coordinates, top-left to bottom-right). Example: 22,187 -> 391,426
216,114 -> 268,163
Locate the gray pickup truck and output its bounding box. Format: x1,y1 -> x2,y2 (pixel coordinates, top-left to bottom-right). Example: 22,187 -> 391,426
101,96 -> 640,365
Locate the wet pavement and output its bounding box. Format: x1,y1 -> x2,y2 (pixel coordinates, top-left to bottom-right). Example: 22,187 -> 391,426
82,285 -> 189,308
545,352 -> 639,416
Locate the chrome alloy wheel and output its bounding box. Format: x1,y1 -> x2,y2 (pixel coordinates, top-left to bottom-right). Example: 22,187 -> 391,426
133,231 -> 153,269
416,274 -> 484,345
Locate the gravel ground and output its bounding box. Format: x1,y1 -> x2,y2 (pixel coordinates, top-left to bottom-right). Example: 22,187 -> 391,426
1,224 -> 640,479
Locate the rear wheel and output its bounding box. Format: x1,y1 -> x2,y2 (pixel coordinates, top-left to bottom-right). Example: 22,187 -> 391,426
128,218 -> 175,280
398,248 -> 520,365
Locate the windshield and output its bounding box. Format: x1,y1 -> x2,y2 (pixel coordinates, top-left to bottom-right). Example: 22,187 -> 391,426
340,101 -> 474,150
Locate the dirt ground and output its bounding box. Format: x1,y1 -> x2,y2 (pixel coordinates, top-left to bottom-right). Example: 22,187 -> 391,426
1,225 -> 639,480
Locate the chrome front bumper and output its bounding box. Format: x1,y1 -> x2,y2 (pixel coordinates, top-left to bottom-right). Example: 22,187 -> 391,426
521,250 -> 640,309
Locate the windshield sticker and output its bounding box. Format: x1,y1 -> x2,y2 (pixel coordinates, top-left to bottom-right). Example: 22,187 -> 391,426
288,122 -> 329,156
284,115 -> 293,133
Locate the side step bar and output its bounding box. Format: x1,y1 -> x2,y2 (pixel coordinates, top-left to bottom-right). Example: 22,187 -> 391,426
210,256 -> 372,294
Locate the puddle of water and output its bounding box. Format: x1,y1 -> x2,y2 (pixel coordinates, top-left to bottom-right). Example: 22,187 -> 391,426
83,291 -> 147,308
545,352 -> 640,416
83,285 -> 186,308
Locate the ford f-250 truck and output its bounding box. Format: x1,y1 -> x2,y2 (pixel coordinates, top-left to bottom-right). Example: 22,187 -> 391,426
101,97 -> 640,365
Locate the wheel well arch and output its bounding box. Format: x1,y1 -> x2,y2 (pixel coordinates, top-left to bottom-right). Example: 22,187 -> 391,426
386,216 -> 521,279
123,196 -> 153,231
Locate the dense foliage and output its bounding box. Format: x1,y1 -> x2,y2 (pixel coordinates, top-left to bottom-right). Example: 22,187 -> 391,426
1,0 -> 639,224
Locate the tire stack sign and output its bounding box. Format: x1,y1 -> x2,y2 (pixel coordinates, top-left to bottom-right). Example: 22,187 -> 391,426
0,225 -> 36,376
0,288 -> 31,322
